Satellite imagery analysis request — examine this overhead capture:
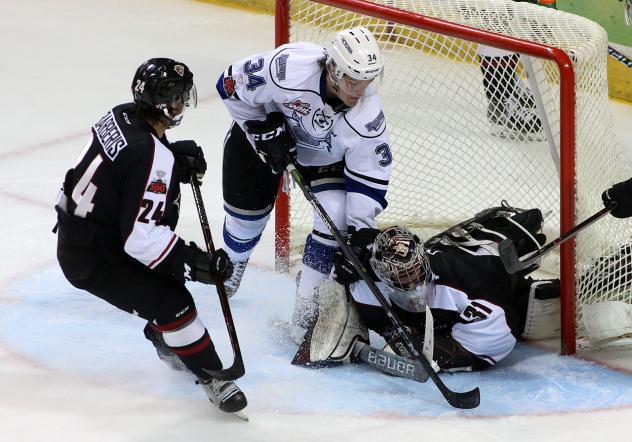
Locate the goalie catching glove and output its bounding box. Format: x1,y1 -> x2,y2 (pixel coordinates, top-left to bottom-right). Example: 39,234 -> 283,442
245,112 -> 297,174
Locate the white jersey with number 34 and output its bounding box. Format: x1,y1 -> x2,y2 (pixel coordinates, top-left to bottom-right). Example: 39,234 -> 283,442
216,42 -> 392,228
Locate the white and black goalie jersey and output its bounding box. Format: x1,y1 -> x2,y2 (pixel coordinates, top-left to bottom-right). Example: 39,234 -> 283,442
351,249 -> 531,365
56,103 -> 188,277
216,42 -> 392,228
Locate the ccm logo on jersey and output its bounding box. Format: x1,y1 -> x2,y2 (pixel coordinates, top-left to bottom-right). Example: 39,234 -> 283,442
146,170 -> 168,194
251,125 -> 286,141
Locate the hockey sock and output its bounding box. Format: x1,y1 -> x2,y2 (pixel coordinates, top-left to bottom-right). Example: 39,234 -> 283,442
223,213 -> 267,262
153,309 -> 222,379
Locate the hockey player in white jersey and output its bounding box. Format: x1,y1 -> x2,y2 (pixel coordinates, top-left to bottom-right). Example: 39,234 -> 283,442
216,27 -> 392,339
293,206 -> 560,373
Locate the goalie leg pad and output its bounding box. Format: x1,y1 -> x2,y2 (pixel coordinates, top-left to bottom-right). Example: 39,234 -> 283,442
292,280 -> 368,366
522,279 -> 561,340
581,301 -> 632,342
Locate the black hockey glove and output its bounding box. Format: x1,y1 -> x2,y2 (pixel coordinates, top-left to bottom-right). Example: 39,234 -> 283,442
383,325 -> 425,359
245,112 -> 297,174
184,243 -> 234,284
170,140 -> 207,184
333,227 -> 381,285
602,178 -> 632,218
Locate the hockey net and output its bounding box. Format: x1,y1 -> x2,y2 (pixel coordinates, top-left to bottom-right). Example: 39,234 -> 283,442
274,0 -> 632,354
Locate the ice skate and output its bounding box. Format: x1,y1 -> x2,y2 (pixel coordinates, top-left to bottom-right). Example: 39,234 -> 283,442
223,258 -> 249,298
488,88 -> 545,142
197,377 -> 248,420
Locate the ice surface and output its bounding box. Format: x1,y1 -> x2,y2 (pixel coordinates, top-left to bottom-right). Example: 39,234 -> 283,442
1,0 -> 632,441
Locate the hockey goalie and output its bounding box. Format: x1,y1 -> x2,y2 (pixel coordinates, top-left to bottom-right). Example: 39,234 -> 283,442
291,204 -> 561,380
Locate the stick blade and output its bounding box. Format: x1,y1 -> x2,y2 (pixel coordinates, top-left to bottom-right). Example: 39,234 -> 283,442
446,386 -> 481,409
498,239 -> 525,274
202,357 -> 245,381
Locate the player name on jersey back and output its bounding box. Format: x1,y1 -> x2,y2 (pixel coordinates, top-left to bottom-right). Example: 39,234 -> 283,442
94,110 -> 128,160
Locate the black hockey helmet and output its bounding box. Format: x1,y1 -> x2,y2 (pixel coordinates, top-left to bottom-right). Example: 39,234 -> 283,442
131,58 -> 197,127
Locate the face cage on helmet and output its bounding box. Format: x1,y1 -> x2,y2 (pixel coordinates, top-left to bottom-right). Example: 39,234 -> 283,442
370,228 -> 432,291
155,83 -> 197,128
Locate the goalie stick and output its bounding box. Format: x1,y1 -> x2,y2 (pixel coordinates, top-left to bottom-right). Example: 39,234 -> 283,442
499,203 -> 615,274
191,179 -> 245,381
353,342 -> 429,383
286,159 -> 480,409
354,306 -> 438,383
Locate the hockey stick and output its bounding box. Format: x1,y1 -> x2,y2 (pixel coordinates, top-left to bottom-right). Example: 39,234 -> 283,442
286,160 -> 480,409
353,341 -> 429,383
499,203 -> 615,274
190,178 -> 245,381
608,46 -> 632,70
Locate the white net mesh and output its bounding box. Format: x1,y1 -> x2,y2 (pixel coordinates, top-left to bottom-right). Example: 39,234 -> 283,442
280,0 -> 632,340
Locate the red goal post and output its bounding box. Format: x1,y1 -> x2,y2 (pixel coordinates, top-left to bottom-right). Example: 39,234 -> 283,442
273,0 -> 629,355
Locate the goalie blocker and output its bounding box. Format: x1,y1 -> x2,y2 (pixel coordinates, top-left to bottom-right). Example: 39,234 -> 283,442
292,203 -> 561,378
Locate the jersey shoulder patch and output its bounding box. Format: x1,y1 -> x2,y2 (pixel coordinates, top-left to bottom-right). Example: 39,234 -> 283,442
270,43 -> 326,92
343,95 -> 387,138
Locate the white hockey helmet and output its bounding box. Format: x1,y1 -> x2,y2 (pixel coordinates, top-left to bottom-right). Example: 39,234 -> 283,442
326,26 -> 384,81
370,227 -> 432,291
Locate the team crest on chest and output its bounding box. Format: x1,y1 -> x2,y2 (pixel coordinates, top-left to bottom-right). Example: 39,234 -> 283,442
147,170 -> 168,194
312,108 -> 333,131
287,110 -> 335,153
283,99 -> 311,116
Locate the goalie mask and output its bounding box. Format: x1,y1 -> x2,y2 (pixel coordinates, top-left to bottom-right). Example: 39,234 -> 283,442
370,227 -> 432,291
132,58 -> 197,128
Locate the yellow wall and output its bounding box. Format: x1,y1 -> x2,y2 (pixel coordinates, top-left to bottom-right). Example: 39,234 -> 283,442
196,0 -> 273,14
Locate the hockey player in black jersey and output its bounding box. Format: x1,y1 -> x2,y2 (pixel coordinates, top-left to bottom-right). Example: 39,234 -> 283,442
54,58 -> 247,415
293,205 -> 560,373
